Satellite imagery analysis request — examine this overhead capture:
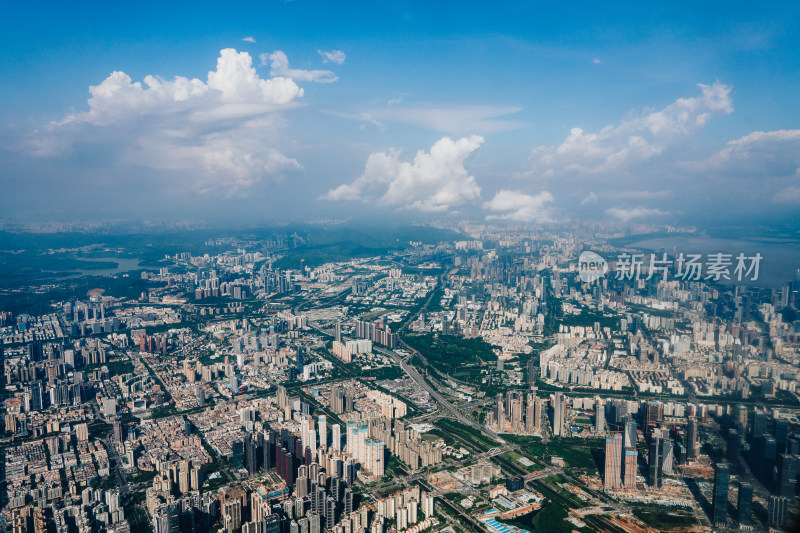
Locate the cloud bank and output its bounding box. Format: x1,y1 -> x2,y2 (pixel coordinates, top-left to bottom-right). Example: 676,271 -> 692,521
324,136 -> 484,212
524,82 -> 733,180
22,49 -> 323,195
484,190 -> 555,222
265,51 -> 338,83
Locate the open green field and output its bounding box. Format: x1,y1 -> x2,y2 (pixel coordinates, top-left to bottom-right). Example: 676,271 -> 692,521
631,504 -> 697,531
434,418 -> 500,452
500,450 -> 542,472
502,434 -> 602,472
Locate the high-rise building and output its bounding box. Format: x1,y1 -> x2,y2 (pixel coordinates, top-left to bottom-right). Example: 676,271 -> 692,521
687,417 -> 698,460
332,423 -> 341,452
113,415 -> 123,443
344,488 -> 353,516
595,398 -> 605,435
751,411 -> 768,442
325,497 -> 336,530
777,453 -> 800,498
525,392 -> 536,433
318,415 -> 327,450
737,482 -> 752,528
262,513 -> 281,533
661,439 -> 674,475
768,496 -> 789,529
604,433 -> 622,489
726,428 -> 740,467
245,436 -> 258,475
774,418 -> 789,453
152,502 -> 180,533
648,435 -> 662,488
624,417 -> 638,448
309,513 -> 321,533
623,446 -> 638,487
552,392 -> 566,437
712,462 -> 730,526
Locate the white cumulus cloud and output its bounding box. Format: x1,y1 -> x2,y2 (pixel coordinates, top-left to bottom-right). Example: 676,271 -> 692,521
605,206 -> 669,222
323,136 -> 484,212
242,36 -> 256,43
484,190 -> 555,222
704,129 -> 800,173
318,49 -> 346,65
22,48 -> 313,195
266,50 -> 338,83
524,82 -> 733,179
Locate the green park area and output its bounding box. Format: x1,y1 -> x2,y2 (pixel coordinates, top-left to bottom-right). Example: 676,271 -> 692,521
630,503 -> 697,531
403,333 -> 497,376
501,434 -> 602,473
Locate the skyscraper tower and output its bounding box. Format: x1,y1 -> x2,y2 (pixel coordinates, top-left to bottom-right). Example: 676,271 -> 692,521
648,435 -> 662,488
296,345 -> 304,372
624,417 -> 638,448
624,446 -> 638,487
737,482 -> 752,528
712,462 -> 730,526
687,417 -> 698,460
777,453 -> 800,497
595,398 -> 605,435
525,392 -> 536,433
552,392 -> 566,437
604,433 -> 622,489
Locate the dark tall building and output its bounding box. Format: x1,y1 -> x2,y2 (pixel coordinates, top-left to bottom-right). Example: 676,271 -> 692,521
712,462 -> 730,526
768,495 -> 789,529
774,418 -> 789,454
763,435 -> 778,478
296,345 -> 304,372
325,497 -> 336,530
263,430 -> 276,470
648,435 -> 662,488
726,428 -> 740,466
232,439 -> 244,470
687,417 -> 698,460
789,437 -> 800,455
276,445 -> 296,486
343,488 -> 353,516
777,453 -> 800,498
245,436 -> 258,475
262,513 -> 282,533
28,381 -> 43,412
506,476 -> 525,492
751,411 -> 768,442
737,482 -> 753,527
676,442 -> 687,465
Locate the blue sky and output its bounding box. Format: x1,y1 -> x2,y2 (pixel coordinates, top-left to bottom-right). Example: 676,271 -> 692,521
1,1 -> 799,225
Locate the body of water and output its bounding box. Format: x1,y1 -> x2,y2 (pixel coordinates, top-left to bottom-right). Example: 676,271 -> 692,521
627,235 -> 800,288
53,256 -> 143,279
